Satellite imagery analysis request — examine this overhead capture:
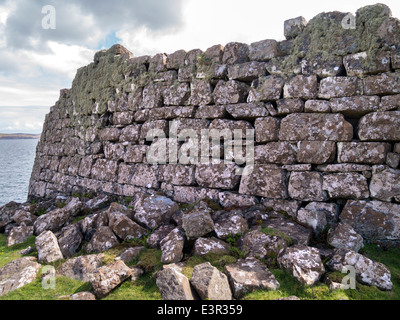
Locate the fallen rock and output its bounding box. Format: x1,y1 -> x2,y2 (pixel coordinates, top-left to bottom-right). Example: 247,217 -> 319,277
108,210 -> 147,242
134,195 -> 180,230
0,257 -> 41,296
182,208 -> 215,240
6,226 -> 34,247
263,217 -> 312,246
156,268 -> 197,300
89,260 -> 133,298
12,210 -> 37,227
0,201 -> 20,229
160,228 -> 185,264
326,248 -> 393,291
214,212 -> 248,240
35,230 -> 64,263
86,226 -> 120,253
327,223 -> 364,252
70,292 -> 97,300
57,254 -> 105,282
277,245 -> 325,286
146,224 -> 176,248
193,237 -> 231,256
57,224 -> 83,258
225,257 -> 280,299
190,262 -> 232,300
296,208 -> 327,236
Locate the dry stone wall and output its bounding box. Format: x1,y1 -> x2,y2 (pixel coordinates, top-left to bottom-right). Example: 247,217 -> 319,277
29,3 -> 400,245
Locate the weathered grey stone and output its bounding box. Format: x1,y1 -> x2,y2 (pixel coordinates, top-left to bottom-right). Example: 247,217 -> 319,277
248,76 -> 284,102
322,173 -> 370,199
156,267 -> 197,300
222,42 -> 249,65
239,165 -> 288,199
190,79 -> 213,106
99,128 -> 121,141
363,72 -> 400,95
12,210 -> 37,227
57,254 -> 105,282
386,152 -> 400,169
89,260 -> 133,298
297,141 -> 336,165
304,202 -> 339,226
289,171 -> 327,202
160,228 -> 185,264
327,248 -> 392,291
340,200 -> 400,242
0,202 -> 22,229
173,186 -> 220,204
91,159 -> 118,181
35,230 -> 64,263
190,262 -> 232,300
146,224 -> 176,249
358,111 -> 400,141
228,61 -> 266,81
193,237 -> 231,256
70,292 -> 97,300
284,16 -> 307,40
57,224 -> 83,258
380,94 -> 400,111
130,164 -> 159,189
344,50 -> 391,77
316,164 -> 372,173
226,103 -> 268,120
0,257 -> 41,297
369,165 -> 400,202
213,80 -> 249,105
214,213 -> 248,240
141,83 -> 164,109
182,209 -> 215,240
163,83 -> 191,106
318,77 -> 363,99
166,49 -> 186,70
6,226 -> 34,247
266,55 -> 302,76
327,223 -> 364,252
301,54 -> 344,78
195,163 -> 241,190
249,39 -> 279,61
218,192 -> 258,209
86,226 -> 120,253
225,257 -> 280,299
304,100 -> 331,113
108,209 -> 147,242
278,245 -> 325,286
279,113 -> 353,141
195,105 -> 226,119
254,117 -> 279,143
209,119 -> 253,137
284,75 -> 318,99
276,98 -> 304,115
159,165 -> 196,186
262,199 -> 301,219
337,142 -> 391,165
263,217 -> 312,246
255,142 -> 297,165
330,96 -> 380,117
149,53 -> 167,73
297,208 -> 327,235
134,195 -> 179,230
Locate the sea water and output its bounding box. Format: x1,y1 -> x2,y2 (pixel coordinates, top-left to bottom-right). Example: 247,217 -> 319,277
0,139 -> 38,206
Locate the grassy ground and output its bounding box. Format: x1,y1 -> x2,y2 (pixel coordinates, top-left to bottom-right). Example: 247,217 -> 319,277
0,233 -> 399,300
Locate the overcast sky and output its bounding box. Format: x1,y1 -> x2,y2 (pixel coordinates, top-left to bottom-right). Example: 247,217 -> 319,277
0,0 -> 399,133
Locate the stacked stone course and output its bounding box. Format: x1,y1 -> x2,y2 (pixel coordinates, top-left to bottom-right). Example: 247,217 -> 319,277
29,3 -> 400,245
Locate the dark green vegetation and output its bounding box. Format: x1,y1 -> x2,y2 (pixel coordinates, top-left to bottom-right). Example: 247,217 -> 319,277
1,232 -> 399,300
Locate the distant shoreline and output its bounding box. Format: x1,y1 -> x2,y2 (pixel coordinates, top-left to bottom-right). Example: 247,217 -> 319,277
0,133 -> 40,140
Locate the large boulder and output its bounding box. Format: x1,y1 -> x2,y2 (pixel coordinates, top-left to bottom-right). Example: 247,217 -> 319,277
108,210 -> 147,242
57,254 -> 105,282
89,260 -> 133,298
35,231 -> 64,264
277,245 -> 325,286
6,226 -> 34,247
156,268 -> 197,300
214,212 -> 248,240
190,262 -> 232,300
0,257 -> 41,296
193,237 -> 231,256
225,257 -> 280,299
160,228 -> 185,264
327,223 -> 364,252
86,226 -> 120,253
340,200 -> 400,242
146,224 -> 176,248
134,195 -> 180,230
0,202 -> 20,229
182,208 -> 215,240
327,248 -> 393,291
12,210 -> 37,227
57,224 -> 83,258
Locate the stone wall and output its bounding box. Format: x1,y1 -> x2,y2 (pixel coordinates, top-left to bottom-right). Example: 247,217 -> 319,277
29,3 -> 400,245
